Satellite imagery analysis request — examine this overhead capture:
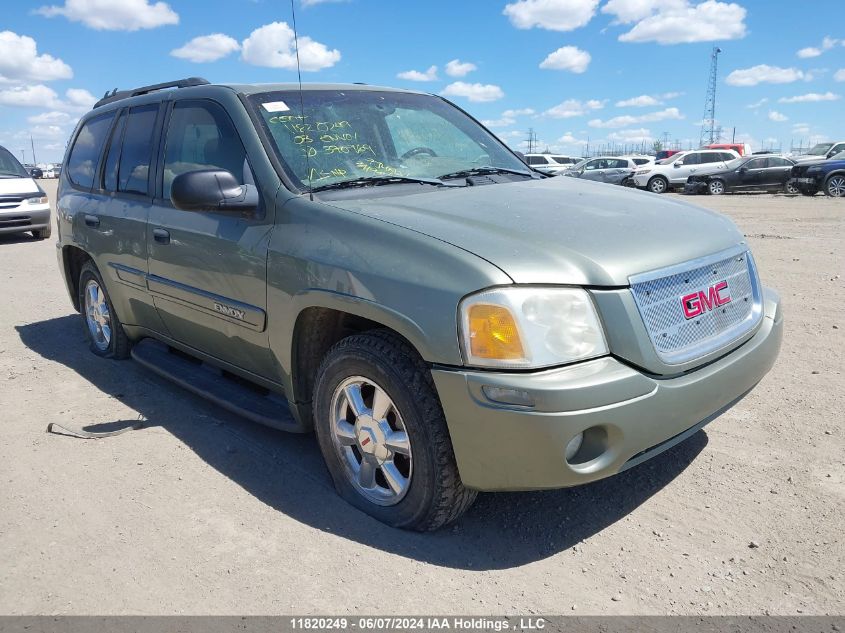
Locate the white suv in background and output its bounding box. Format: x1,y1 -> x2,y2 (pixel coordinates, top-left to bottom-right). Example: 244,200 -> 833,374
632,149 -> 739,194
524,153 -> 578,175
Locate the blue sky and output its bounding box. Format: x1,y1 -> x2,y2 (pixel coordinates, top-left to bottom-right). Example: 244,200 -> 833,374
2,0 -> 844,163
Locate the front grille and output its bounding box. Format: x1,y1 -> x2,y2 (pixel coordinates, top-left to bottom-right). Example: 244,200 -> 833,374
0,196 -> 24,210
0,215 -> 32,228
629,246 -> 762,365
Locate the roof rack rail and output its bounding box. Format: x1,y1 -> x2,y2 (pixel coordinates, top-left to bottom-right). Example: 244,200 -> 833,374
93,77 -> 210,109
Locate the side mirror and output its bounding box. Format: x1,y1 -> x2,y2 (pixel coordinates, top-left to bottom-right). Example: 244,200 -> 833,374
673,162 -> 682,168
171,169 -> 259,213
738,166 -> 748,173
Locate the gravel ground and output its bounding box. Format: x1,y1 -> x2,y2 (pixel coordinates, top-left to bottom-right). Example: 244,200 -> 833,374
0,180 -> 842,615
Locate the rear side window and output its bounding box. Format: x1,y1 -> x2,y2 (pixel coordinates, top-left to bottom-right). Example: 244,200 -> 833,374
66,112 -> 115,189
745,158 -> 766,169
632,158 -> 650,165
162,100 -> 247,199
720,152 -> 736,161
681,153 -> 701,165
118,104 -> 159,195
526,156 -> 548,165
102,112 -> 126,192
767,156 -> 791,168
699,152 -> 722,164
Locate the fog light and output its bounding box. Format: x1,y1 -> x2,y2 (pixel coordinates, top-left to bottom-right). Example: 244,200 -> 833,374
481,385 -> 534,407
565,432 -> 584,461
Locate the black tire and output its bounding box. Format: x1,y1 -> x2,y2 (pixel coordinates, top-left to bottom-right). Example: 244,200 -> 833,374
32,224 -> 52,240
801,189 -> 818,197
824,174 -> 845,197
708,179 -> 726,195
313,330 -> 476,531
77,260 -> 131,359
648,176 -> 669,194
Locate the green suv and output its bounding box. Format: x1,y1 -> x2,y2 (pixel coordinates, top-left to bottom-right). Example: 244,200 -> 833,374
56,78 -> 783,530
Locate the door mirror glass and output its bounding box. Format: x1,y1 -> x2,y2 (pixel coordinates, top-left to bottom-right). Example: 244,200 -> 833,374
170,169 -> 259,213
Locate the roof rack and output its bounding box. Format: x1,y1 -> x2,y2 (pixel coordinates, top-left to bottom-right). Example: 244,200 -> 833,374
93,77 -> 210,109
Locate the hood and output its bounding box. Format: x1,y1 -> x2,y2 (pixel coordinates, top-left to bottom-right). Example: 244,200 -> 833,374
0,176 -> 38,195
323,177 -> 744,286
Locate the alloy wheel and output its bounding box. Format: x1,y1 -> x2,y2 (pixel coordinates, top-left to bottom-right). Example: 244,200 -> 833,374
329,376 -> 413,506
84,279 -> 112,351
709,180 -> 725,195
826,176 -> 845,197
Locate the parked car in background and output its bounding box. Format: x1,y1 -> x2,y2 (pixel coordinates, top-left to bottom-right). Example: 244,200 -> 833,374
621,155 -> 654,167
792,141 -> 845,163
524,153 -> 577,175
0,144 -> 51,239
704,143 -> 751,156
562,156 -> 637,185
655,149 -> 682,161
684,154 -> 797,195
789,153 -> 845,197
28,166 -> 44,179
632,149 -> 740,193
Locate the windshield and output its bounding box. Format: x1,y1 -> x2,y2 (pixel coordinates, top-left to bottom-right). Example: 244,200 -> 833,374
0,147 -> 29,178
806,143 -> 834,156
249,89 -> 528,190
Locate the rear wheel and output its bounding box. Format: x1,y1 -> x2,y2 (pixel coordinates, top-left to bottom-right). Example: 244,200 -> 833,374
78,261 -> 131,359
708,179 -> 726,195
313,330 -> 476,531
784,181 -> 800,195
824,174 -> 845,197
648,176 -> 669,194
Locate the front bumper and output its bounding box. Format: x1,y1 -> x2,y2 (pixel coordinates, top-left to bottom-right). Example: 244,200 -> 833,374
0,205 -> 50,235
789,177 -> 819,190
684,181 -> 708,194
433,288 -> 783,491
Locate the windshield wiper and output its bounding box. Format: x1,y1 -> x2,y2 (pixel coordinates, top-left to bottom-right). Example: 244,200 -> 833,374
310,175 -> 448,192
438,166 -> 536,180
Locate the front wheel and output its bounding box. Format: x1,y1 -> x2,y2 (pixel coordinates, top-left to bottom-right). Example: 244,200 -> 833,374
824,174 -> 845,197
708,179 -> 726,195
784,181 -> 800,195
313,331 -> 476,531
32,224 -> 52,240
648,176 -> 669,194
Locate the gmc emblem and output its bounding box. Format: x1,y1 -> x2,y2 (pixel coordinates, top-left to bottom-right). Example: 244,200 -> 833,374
682,281 -> 731,319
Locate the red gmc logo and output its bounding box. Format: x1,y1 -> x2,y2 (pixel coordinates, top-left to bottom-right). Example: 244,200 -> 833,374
682,281 -> 731,319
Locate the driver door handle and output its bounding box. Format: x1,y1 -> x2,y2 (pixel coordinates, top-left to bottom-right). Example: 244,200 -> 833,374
152,228 -> 170,245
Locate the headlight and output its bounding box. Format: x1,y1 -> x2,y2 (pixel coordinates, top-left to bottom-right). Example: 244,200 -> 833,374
26,195 -> 48,204
806,166 -> 822,172
459,287 -> 608,369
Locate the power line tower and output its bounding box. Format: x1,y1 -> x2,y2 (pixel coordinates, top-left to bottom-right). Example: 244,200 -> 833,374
525,128 -> 538,153
699,46 -> 722,147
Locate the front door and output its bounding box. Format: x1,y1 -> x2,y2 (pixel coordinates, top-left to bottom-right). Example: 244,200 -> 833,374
146,99 -> 276,379
739,157 -> 767,189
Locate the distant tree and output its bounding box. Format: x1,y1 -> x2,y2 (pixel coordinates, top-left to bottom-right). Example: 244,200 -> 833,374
652,140 -> 663,153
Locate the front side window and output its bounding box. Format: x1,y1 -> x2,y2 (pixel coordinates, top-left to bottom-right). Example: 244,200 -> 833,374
163,100 -> 248,199
745,158 -> 766,170
681,153 -> 701,165
118,105 -> 159,195
249,90 -> 526,190
67,112 -> 115,189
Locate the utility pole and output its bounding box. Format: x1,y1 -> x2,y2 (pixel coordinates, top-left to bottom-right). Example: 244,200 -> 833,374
20,150 -> 25,163
525,128 -> 538,154
30,135 -> 37,165
700,46 -> 722,147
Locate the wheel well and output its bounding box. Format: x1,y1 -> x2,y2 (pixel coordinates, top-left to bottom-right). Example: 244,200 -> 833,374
824,170 -> 845,183
291,307 -> 412,405
62,246 -> 92,311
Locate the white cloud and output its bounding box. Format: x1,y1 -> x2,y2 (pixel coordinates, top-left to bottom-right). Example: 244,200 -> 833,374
746,97 -> 769,109
767,110 -> 788,122
445,59 -> 477,77
37,0 -> 178,31
241,22 -> 340,71
797,47 -> 821,59
397,65 -> 438,82
0,85 -> 95,112
441,82 -> 504,102
588,107 -> 683,128
27,111 -> 72,125
544,99 -> 605,118
0,31 -> 73,84
604,0 -> 747,45
834,69 -> 845,82
502,108 -> 535,117
778,92 -> 840,104
503,0 -> 599,31
557,132 -> 588,146
539,46 -> 591,73
171,34 -> 240,63
481,117 -> 516,128
616,94 -> 661,107
726,65 -> 805,87
608,127 -> 653,143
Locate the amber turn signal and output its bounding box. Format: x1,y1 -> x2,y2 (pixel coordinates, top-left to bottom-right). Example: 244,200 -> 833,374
467,304 -> 526,361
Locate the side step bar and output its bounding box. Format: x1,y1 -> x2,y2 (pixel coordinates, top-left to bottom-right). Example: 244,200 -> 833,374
131,338 -> 307,433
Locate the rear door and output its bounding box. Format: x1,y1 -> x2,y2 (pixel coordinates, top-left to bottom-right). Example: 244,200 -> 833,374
146,98 -> 276,378
762,156 -> 794,187
602,158 -> 631,184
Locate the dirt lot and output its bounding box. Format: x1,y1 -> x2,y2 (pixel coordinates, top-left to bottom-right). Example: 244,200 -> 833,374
0,180 -> 842,615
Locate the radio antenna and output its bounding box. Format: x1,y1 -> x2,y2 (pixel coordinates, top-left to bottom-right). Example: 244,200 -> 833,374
290,0 -> 314,200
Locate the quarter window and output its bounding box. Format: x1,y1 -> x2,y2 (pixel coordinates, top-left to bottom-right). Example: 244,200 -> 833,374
118,105 -> 159,195
66,112 -> 115,189
102,112 -> 126,192
163,101 -> 248,199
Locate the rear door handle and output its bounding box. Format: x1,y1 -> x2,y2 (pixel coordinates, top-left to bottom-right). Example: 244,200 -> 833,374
152,228 -> 170,244
84,214 -> 100,227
